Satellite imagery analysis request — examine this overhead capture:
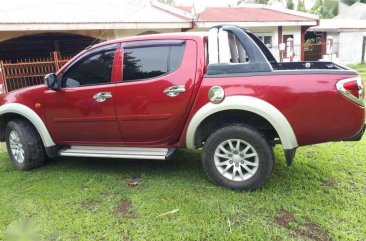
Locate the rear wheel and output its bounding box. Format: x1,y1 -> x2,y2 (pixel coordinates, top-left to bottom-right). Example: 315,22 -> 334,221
202,125 -> 273,190
5,119 -> 46,170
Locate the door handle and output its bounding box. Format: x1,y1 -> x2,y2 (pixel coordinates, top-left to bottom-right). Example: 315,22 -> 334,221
164,85 -> 186,97
93,92 -> 112,102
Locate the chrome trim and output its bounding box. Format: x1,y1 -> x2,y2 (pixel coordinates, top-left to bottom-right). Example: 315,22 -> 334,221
164,85 -> 186,97
93,92 -> 112,102
59,146 -> 175,160
60,153 -> 167,160
336,77 -> 365,107
9,130 -> 25,164
214,139 -> 259,181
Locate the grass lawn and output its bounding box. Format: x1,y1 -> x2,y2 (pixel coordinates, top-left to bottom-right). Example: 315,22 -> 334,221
349,63 -> 366,81
0,137 -> 365,241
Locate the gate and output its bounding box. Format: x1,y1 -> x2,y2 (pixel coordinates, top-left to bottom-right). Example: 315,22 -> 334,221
304,43 -> 322,61
0,52 -> 71,92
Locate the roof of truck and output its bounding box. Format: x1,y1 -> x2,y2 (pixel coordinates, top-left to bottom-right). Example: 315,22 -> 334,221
56,31 -> 208,74
93,31 -> 208,49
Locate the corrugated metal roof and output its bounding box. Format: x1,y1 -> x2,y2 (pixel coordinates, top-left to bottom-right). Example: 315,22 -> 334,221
0,0 -> 190,24
196,7 -> 317,22
309,19 -> 366,32
175,5 -> 318,23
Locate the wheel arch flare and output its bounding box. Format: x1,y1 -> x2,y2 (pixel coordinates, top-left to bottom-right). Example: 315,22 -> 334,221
186,95 -> 298,150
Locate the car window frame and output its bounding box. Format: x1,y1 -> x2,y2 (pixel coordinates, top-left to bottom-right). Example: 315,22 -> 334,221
59,43 -> 121,88
119,40 -> 186,83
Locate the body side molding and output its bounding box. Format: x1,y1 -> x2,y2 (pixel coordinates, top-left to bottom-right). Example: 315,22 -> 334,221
186,96 -> 298,150
0,103 -> 56,147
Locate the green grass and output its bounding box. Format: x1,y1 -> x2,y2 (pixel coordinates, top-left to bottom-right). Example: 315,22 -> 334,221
0,138 -> 366,241
349,63 -> 366,81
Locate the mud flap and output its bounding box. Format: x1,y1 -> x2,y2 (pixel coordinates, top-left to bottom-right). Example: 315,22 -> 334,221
343,125 -> 365,142
284,148 -> 297,166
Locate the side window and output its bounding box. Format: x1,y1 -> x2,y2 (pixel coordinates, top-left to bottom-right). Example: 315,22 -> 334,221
256,34 -> 273,48
62,50 -> 116,87
123,42 -> 185,82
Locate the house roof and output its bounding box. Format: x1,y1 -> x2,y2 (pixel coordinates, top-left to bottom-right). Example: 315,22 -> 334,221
0,0 -> 192,31
177,5 -> 318,28
0,0 -> 318,32
196,7 -> 316,22
309,19 -> 366,32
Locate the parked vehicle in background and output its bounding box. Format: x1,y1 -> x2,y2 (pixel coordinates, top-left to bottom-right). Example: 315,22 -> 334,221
0,25 -> 364,190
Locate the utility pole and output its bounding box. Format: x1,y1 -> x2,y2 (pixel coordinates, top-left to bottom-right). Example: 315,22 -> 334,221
361,36 -> 366,64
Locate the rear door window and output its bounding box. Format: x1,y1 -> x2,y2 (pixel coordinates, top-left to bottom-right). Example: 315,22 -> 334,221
123,42 -> 185,82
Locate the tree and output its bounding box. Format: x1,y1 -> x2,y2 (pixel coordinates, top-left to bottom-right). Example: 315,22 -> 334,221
340,0 -> 366,5
297,0 -> 306,12
158,0 -> 175,5
255,0 -> 270,3
287,0 -> 294,10
237,0 -> 269,5
311,0 -> 338,18
341,0 -> 358,5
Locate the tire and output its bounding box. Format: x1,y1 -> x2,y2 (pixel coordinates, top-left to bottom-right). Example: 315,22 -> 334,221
5,119 -> 46,170
202,125 -> 273,190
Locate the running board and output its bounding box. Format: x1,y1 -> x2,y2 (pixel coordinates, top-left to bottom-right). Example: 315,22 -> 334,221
59,146 -> 175,160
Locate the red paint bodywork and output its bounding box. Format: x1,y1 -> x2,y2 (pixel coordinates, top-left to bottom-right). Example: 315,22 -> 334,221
0,32 -> 364,148
180,74 -> 364,147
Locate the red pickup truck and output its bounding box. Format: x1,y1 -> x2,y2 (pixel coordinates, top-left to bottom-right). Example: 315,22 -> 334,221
0,25 -> 364,190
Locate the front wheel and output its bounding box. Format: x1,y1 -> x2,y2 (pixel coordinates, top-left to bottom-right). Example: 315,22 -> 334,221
5,119 -> 46,170
202,125 -> 273,190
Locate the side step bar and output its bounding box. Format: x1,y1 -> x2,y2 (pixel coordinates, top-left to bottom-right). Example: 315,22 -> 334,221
59,146 -> 175,160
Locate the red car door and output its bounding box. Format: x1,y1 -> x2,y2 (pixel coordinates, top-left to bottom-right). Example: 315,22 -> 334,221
115,40 -> 197,144
44,44 -> 122,144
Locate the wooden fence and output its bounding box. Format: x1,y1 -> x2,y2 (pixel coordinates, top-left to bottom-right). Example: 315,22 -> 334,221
0,52 -> 71,92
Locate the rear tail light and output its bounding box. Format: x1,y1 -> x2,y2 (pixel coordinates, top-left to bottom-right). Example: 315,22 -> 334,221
336,77 -> 364,107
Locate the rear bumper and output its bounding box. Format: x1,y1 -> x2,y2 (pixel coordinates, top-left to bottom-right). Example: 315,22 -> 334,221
343,125 -> 365,142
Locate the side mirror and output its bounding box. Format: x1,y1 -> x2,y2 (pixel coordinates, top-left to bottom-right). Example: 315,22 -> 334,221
44,73 -> 60,90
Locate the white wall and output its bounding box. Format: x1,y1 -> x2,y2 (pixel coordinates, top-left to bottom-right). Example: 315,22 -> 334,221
325,32 -> 339,56
282,26 -> 302,61
247,26 -> 280,59
338,31 -> 366,65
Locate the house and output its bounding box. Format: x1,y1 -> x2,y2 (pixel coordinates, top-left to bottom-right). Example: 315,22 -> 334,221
0,0 -> 318,62
178,4 -> 319,61
308,2 -> 366,64
0,0 -> 192,61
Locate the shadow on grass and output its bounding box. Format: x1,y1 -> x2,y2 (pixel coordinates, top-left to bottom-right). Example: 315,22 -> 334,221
38,147 -> 332,192
46,149 -> 205,179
